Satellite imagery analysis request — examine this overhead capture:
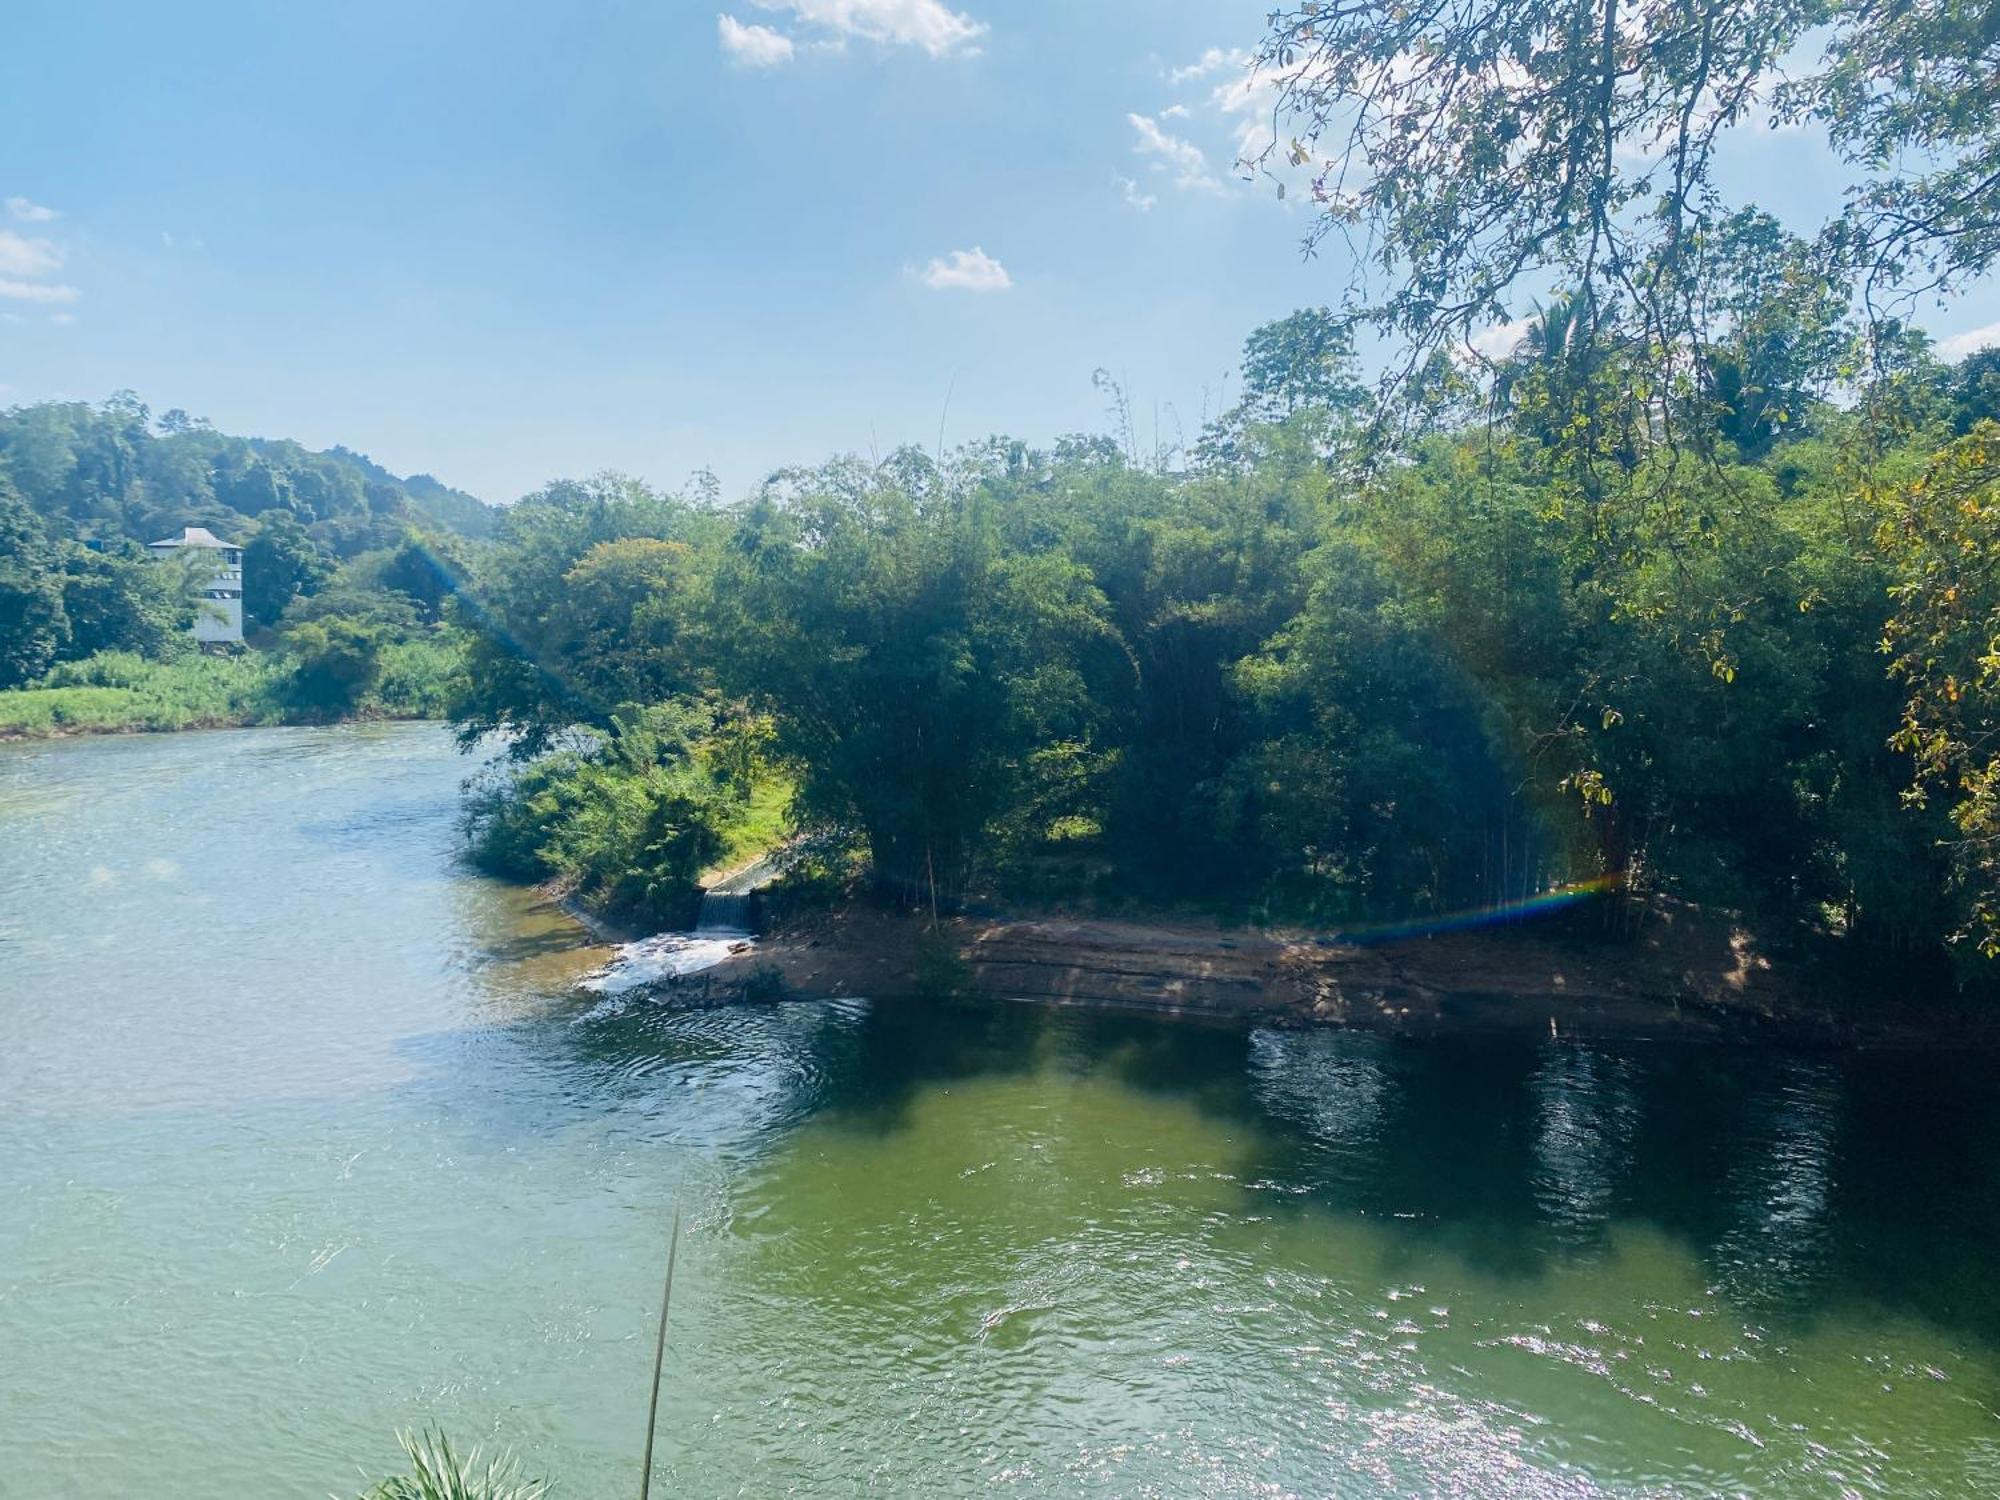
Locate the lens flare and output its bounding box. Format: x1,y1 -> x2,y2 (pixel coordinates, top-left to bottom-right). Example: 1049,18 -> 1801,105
1323,873 -> 1624,946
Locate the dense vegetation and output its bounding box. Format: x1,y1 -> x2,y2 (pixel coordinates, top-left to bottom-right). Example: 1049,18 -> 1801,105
0,394 -> 489,724
428,310 -> 2000,968
13,343 -> 2000,978
442,0 -> 2000,960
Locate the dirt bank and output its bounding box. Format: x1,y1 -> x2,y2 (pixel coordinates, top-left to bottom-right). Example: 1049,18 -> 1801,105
671,900 -> 1995,1047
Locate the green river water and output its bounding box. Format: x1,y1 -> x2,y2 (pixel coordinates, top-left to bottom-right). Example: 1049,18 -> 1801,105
3,723 -> 1999,1497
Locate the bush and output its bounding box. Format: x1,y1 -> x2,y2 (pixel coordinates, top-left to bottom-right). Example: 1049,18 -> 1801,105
277,614 -> 385,721
0,651 -> 279,734
376,634 -> 466,717
464,702 -> 742,926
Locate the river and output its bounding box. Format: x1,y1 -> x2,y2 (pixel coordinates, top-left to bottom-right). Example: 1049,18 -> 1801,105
2,723 -> 1998,1496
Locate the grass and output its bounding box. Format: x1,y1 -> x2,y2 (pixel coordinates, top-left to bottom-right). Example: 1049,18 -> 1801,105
700,771 -> 795,883
0,636 -> 465,739
0,651 -> 281,736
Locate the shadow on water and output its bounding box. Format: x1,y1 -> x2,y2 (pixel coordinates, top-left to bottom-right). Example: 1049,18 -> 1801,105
411,985 -> 2000,1357
1239,1027 -> 2000,1351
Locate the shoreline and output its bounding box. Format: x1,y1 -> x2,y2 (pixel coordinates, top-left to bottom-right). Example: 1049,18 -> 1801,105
649,900 -> 2000,1050
0,708 -> 444,744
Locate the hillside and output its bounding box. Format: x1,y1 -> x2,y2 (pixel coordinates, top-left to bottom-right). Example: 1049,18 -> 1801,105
0,393 -> 497,558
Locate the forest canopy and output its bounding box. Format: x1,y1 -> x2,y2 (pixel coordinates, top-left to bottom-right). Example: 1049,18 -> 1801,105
429,302 -> 2000,968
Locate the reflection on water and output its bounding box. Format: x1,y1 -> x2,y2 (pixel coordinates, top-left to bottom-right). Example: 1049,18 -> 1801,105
1713,1058 -> 1843,1310
5,725 -> 2000,1497
1531,1044 -> 1641,1241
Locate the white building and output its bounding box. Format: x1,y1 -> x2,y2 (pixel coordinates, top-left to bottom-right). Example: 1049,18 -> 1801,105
148,527 -> 244,645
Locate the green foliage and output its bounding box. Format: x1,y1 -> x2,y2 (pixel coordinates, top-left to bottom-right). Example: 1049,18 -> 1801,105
0,651 -> 279,735
375,634 -> 466,719
705,764 -> 794,879
706,451 -> 1120,898
448,474 -> 709,755
0,636 -> 460,739
243,509 -> 335,627
1201,307 -> 1371,466
429,301 -> 2000,966
1879,422 -> 2000,954
0,393 -> 495,560
463,701 -> 740,925
352,1429 -> 547,1500
58,543 -> 196,660
1252,0 -> 2000,414
278,615 -> 387,721
379,532 -> 469,624
0,474 -> 68,688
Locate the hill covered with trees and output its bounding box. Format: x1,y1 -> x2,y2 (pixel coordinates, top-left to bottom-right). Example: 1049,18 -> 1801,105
0,392 -> 494,557
0,394 -> 489,715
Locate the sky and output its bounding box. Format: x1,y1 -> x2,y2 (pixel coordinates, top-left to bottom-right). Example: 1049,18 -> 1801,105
6,0 -> 2000,505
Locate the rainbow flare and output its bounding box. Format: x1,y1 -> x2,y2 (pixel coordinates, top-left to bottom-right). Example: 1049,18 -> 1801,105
1323,872 -> 1625,946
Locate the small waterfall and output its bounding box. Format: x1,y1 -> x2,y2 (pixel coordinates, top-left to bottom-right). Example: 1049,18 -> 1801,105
578,847 -> 788,997
696,848 -> 785,935
695,888 -> 751,935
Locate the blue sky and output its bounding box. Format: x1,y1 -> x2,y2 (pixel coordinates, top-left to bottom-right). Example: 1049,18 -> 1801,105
6,0 -> 2000,504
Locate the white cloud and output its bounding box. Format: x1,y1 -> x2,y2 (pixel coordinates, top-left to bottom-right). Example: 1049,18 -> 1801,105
1169,47 -> 1248,85
1160,103 -> 1189,119
0,277 -> 79,304
5,196 -> 59,223
49,311 -> 76,326
1938,321 -> 2000,360
919,246 -> 1011,292
718,13 -> 797,66
1116,175 -> 1156,212
0,229 -> 62,279
0,222 -> 79,304
1467,317 -> 1537,360
1128,112 -> 1219,193
756,0 -> 985,58
1208,54 -> 1352,179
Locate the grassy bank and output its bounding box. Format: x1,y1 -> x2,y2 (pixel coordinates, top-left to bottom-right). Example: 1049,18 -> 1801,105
0,636 -> 462,739
701,772 -> 794,881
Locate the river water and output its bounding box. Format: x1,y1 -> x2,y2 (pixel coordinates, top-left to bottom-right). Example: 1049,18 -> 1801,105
3,724 -> 1998,1497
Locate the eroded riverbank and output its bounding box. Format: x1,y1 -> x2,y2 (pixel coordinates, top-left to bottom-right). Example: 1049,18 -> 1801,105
665,899 -> 1992,1049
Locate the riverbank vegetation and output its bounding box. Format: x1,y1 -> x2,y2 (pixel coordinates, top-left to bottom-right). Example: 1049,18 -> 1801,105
433,320 -> 2000,977
0,636 -> 463,737
0,397 -> 487,734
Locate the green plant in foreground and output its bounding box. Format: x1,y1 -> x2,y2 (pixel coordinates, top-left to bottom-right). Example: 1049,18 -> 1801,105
351,1428 -> 548,1500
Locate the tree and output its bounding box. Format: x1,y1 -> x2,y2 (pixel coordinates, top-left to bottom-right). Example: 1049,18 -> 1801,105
0,474 -> 68,687
1880,422 -> 2000,953
1201,308 -> 1370,464
378,532 -> 467,624
448,474 -> 709,754
278,615 -> 385,721
1248,0 -> 1999,414
709,453 -> 1116,899
57,544 -> 193,661
243,510 -> 334,628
